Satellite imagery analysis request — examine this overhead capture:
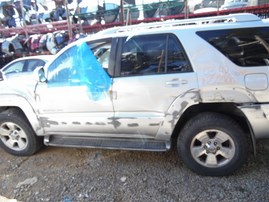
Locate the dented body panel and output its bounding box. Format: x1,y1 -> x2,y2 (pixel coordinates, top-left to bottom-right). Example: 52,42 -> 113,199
0,95 -> 43,134
111,72 -> 198,139
239,104 -> 269,139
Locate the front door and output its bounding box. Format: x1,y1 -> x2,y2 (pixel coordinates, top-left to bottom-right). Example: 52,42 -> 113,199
35,40 -> 115,135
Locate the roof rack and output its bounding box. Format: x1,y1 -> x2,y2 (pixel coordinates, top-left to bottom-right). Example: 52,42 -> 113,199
112,13 -> 261,33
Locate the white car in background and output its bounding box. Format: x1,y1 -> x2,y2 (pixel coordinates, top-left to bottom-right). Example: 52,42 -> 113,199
0,55 -> 54,80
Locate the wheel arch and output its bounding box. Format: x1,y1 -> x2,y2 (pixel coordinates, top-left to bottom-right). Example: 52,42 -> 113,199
170,103 -> 256,154
0,106 -> 44,156
0,95 -> 44,136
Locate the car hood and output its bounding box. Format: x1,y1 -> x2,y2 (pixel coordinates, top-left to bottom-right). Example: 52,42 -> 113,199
3,72 -> 35,80
0,72 -> 38,92
0,75 -> 38,106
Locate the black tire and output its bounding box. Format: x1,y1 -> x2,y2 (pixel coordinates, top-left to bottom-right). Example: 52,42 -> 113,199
177,112 -> 248,176
0,112 -> 43,156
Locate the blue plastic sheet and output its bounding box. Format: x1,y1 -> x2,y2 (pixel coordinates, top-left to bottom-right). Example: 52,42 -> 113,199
48,41 -> 112,101
74,41 -> 112,100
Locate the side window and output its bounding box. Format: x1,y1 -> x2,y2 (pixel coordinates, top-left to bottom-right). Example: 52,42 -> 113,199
47,46 -> 74,84
4,61 -> 24,74
27,60 -> 46,72
197,27 -> 269,67
166,35 -> 192,73
91,41 -> 112,71
47,40 -> 112,99
48,40 -> 112,85
120,34 -> 191,76
121,35 -> 166,76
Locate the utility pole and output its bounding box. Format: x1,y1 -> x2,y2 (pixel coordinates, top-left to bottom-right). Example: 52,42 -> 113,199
64,0 -> 73,39
34,0 -> 38,24
120,0 -> 124,25
20,0 -> 29,38
184,0 -> 189,19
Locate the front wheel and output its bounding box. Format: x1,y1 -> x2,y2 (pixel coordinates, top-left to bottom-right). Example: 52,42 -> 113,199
177,112 -> 248,176
0,111 -> 43,156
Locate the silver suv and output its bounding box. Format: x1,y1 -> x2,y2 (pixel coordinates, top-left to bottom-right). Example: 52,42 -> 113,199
0,13 -> 268,176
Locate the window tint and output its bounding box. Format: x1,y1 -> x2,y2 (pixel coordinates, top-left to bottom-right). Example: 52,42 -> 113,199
197,27 -> 269,67
120,34 -> 191,76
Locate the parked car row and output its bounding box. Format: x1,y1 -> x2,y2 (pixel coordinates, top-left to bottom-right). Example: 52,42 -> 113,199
192,0 -> 254,14
0,0 -> 185,28
0,31 -> 86,69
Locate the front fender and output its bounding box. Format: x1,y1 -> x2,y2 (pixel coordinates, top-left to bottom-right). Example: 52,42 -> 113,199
0,94 -> 44,136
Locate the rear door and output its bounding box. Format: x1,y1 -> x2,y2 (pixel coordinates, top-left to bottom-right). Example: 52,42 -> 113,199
111,33 -> 198,138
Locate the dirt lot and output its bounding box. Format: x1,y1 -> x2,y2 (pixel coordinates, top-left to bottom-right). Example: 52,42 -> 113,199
0,140 -> 269,202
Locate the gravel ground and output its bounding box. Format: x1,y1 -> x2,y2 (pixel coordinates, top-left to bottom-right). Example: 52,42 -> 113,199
0,139 -> 268,202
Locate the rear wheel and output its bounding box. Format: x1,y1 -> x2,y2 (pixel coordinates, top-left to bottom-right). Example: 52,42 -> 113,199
177,112 -> 248,176
0,111 -> 43,156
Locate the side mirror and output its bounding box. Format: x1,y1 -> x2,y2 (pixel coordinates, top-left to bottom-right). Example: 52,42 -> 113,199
33,66 -> 47,82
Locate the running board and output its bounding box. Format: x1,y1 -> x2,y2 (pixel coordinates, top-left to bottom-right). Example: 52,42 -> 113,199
44,135 -> 170,151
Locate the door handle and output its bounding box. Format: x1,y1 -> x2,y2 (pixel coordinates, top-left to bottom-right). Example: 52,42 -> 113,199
109,90 -> 117,100
166,81 -> 179,87
166,79 -> 188,87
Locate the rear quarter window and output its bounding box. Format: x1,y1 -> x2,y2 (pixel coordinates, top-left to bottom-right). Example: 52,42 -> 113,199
197,27 -> 269,67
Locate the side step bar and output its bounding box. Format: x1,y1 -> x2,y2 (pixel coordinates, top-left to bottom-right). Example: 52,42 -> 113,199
44,135 -> 170,151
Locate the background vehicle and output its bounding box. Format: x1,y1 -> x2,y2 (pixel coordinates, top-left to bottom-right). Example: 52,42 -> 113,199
0,13 -> 268,176
220,0 -> 249,10
0,55 -> 53,79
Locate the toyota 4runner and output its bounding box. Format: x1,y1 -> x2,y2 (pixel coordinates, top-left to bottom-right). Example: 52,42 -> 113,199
0,13 -> 268,176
